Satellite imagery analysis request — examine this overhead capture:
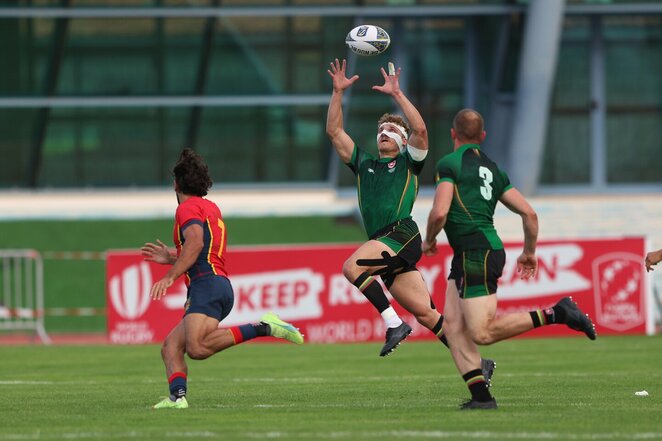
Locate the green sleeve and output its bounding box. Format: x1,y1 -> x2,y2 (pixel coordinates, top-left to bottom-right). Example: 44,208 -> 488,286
434,155 -> 456,187
404,150 -> 426,176
345,144 -> 360,175
500,169 -> 513,194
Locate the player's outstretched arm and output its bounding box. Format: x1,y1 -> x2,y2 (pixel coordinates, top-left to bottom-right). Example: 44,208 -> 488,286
141,239 -> 176,265
150,225 -> 203,300
326,58 -> 358,163
645,249 -> 662,272
500,187 -> 539,279
423,181 -> 453,256
372,63 -> 428,150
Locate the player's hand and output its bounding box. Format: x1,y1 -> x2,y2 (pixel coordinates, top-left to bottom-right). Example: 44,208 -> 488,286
327,58 -> 359,92
516,252 -> 537,280
422,238 -> 438,256
141,239 -> 172,265
372,63 -> 401,96
645,250 -> 662,272
151,276 -> 174,301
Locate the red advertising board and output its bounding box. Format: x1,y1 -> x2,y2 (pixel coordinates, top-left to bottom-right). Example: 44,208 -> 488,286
106,237 -> 653,344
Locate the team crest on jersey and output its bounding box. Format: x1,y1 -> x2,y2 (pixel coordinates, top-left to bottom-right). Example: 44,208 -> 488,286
388,160 -> 396,169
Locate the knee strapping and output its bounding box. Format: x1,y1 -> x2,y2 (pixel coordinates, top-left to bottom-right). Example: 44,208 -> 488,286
356,251 -> 408,277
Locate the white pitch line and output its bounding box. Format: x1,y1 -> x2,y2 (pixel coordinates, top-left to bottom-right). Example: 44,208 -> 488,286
165,432 -> 218,438
0,381 -> 55,385
218,403 -> 399,409
231,377 -> 328,383
0,380 -> 99,385
0,432 -> 143,440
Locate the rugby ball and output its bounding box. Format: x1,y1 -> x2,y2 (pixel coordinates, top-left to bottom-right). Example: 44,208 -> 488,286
345,25 -> 390,56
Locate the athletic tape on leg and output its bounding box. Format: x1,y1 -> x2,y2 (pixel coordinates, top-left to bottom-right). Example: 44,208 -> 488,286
356,251 -> 408,277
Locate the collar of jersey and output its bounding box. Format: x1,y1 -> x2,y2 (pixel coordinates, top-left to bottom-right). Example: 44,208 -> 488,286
377,154 -> 400,163
457,143 -> 481,152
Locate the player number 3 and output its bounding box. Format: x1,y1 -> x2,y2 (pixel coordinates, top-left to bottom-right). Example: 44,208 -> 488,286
479,166 -> 493,200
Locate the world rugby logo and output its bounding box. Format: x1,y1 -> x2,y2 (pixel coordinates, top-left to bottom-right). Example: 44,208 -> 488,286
592,253 -> 644,331
109,262 -> 152,319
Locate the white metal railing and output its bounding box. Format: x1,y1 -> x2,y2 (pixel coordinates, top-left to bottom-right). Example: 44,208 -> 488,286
0,250 -> 50,344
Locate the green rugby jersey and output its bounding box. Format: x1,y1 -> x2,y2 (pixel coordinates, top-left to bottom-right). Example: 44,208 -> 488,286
435,143 -> 513,252
346,145 -> 425,238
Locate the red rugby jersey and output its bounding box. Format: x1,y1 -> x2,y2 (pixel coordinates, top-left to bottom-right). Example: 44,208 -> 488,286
173,196 -> 228,285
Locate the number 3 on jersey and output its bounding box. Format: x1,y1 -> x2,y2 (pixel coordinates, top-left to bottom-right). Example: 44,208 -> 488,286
479,166 -> 493,200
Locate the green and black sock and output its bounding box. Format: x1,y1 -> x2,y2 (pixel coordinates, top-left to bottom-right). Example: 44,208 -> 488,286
529,305 -> 563,328
462,369 -> 492,402
430,315 -> 450,348
353,272 -> 390,313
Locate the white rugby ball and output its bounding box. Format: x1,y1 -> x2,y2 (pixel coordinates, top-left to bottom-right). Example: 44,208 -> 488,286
345,25 -> 390,56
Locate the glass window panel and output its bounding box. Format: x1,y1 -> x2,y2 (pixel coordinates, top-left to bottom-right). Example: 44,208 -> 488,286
195,106 -> 328,183
37,107 -> 175,187
0,109 -> 36,187
606,114 -> 660,184
604,16 -> 662,184
1,18 -> 51,96
541,17 -> 591,185
542,115 -> 591,184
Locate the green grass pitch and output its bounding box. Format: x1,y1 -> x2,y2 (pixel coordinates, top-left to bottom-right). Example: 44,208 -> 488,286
1,336 -> 661,441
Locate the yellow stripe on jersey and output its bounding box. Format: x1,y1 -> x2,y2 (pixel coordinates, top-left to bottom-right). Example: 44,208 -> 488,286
176,225 -> 182,248
453,184 -> 474,221
483,249 -> 490,294
206,218 -> 217,275
396,170 -> 411,216
217,218 -> 226,259
357,175 -> 363,214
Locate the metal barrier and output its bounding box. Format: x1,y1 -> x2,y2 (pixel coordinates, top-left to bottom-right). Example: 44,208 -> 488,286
0,250 -> 50,344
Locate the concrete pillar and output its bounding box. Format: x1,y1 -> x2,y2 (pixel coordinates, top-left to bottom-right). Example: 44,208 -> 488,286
507,0 -> 565,195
